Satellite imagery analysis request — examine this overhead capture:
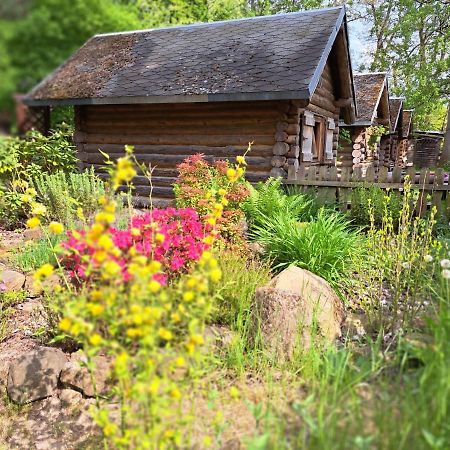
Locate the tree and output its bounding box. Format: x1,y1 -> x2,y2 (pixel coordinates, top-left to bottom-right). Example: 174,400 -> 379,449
1,0 -> 140,109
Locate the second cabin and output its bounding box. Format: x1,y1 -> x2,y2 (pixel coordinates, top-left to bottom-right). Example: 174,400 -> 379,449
24,6 -> 356,205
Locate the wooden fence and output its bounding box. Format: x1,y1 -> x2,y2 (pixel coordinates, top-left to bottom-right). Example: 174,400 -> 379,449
285,165 -> 450,218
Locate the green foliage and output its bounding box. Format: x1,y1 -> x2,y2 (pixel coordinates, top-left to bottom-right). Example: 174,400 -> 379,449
0,190 -> 26,229
0,126 -> 76,184
243,178 -> 312,230
350,185 -> 402,227
211,250 -> 271,326
249,208 -> 361,283
31,168 -> 106,226
1,0 -> 140,110
15,236 -> 61,272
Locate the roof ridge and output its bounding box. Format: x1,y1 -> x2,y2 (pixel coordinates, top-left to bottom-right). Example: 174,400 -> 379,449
94,6 -> 344,38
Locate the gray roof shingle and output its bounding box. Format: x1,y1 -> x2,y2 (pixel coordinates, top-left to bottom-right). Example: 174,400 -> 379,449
25,7 -> 348,106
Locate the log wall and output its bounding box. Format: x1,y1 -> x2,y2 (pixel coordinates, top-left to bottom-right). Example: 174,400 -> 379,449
74,101 -> 290,205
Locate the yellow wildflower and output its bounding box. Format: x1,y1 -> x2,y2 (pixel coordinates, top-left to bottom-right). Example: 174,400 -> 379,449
170,388 -> 181,400
148,279 -> 161,293
218,188 -> 227,196
226,168 -> 237,181
89,334 -> 102,346
209,268 -> 222,282
183,291 -> 195,302
206,217 -> 216,226
87,303 -> 104,316
155,232 -> 165,243
34,263 -> 54,279
236,155 -> 246,165
98,234 -> 114,251
76,207 -> 85,220
131,227 -> 140,237
26,217 -> 41,229
59,318 -> 71,332
48,221 -> 64,235
148,260 -> 162,273
175,356 -> 185,367
229,386 -> 240,400
102,261 -> 121,278
190,334 -> 204,345
158,328 -> 173,341
21,194 -> 32,203
31,203 -> 47,216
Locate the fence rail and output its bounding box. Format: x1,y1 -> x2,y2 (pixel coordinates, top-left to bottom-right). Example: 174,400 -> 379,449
285,165 -> 450,218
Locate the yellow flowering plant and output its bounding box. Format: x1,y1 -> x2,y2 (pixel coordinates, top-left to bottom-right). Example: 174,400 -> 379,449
30,149 -> 237,448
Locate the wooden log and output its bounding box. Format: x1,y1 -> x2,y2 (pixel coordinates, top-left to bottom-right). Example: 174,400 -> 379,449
286,145 -> 300,158
352,150 -> 362,158
285,158 -> 299,172
286,124 -> 301,135
270,167 -> 287,178
273,142 -> 289,156
353,143 -> 361,150
271,156 -> 287,168
275,131 -> 288,142
352,157 -> 361,164
276,122 -> 289,132
81,134 -> 276,146
286,135 -> 299,145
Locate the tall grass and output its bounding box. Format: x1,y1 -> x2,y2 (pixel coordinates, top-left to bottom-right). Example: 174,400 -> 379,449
249,208 -> 361,284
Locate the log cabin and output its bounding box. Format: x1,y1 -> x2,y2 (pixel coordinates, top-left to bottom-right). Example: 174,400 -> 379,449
24,6 -> 356,205
338,72 -> 390,171
400,109 -> 414,166
381,97 -> 404,168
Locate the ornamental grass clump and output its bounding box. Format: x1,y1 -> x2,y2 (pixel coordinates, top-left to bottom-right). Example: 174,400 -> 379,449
26,149 -> 249,448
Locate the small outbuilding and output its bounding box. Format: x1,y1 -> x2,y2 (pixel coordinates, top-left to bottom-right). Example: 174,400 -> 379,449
24,7 -> 356,204
338,72 -> 390,170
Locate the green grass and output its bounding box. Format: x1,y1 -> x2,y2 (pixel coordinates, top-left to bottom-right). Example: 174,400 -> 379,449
14,236 -> 61,272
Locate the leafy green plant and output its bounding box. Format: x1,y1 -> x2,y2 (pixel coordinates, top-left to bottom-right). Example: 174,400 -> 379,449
14,236 -> 61,272
243,178 -> 312,230
249,208 -> 361,284
32,168 -> 106,226
350,185 -> 402,227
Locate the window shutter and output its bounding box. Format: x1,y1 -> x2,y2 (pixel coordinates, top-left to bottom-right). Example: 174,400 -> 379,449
325,118 -> 335,160
302,112 -> 314,162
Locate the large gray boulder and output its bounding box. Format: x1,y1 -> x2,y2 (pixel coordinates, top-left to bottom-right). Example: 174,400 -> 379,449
7,347 -> 67,404
254,266 -> 344,359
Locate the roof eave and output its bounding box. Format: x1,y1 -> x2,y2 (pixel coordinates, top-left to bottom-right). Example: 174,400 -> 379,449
23,89 -> 311,107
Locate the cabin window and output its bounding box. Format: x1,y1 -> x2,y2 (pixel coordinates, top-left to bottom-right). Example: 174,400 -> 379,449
301,112 -> 334,164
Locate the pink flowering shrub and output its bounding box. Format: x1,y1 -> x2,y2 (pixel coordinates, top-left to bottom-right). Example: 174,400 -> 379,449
61,207 -> 211,283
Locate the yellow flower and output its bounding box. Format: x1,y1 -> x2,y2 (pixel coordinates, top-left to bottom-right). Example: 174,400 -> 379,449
76,207 -> 85,220
48,221 -> 64,235
170,387 -> 181,400
89,334 -> 102,346
209,268 -> 222,282
158,328 -> 173,341
102,261 -> 121,278
218,188 -> 226,196
93,251 -> 107,263
175,356 -> 185,367
155,232 -> 165,243
183,291 -> 195,302
237,167 -> 244,177
206,217 -> 216,226
21,194 -> 32,203
221,197 -> 229,206
203,235 -> 214,246
131,227 -> 140,237
236,155 -> 247,165
226,168 -> 237,181
34,263 -> 54,280
26,217 -> 41,229
98,234 -> 114,251
148,260 -> 161,273
31,203 -> 47,216
190,334 -> 204,345
171,312 -> 181,323
103,423 -> 118,437
59,318 -> 71,332
87,303 -> 105,316
148,279 -> 161,293
229,386 -> 240,400
95,211 -> 115,225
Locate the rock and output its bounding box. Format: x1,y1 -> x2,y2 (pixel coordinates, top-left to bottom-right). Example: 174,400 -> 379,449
25,273 -> 61,297
7,347 -> 67,404
59,388 -> 83,406
0,269 -> 25,292
23,227 -> 44,241
254,266 -> 344,359
60,351 -> 111,397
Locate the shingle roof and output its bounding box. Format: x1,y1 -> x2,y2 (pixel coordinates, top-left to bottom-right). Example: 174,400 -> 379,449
353,73 -> 388,125
25,7 -> 349,106
389,97 -> 403,132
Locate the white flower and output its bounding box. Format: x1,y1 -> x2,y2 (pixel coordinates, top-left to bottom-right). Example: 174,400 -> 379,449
424,255 -> 433,263
401,262 -> 410,269
440,259 -> 450,269
442,269 -> 450,279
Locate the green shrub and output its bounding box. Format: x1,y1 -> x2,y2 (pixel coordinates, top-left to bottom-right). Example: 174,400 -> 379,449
243,178 -> 312,229
0,125 -> 77,184
249,208 -> 361,284
32,168 -> 106,226
350,185 -> 402,227
0,189 -> 26,229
